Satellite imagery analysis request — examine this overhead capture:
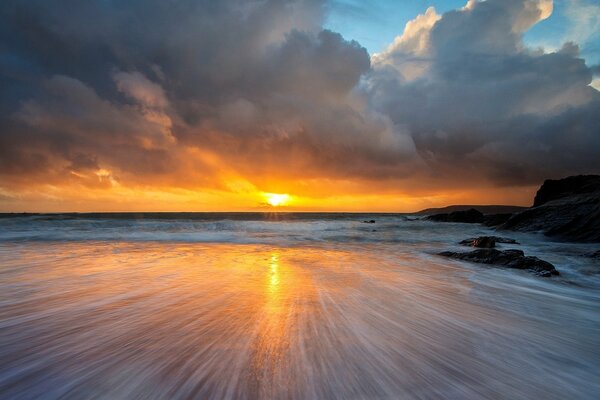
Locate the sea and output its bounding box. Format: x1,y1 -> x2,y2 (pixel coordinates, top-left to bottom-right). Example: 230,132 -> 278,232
0,213 -> 599,399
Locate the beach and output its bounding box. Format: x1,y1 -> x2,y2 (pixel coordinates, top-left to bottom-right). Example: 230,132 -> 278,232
1,214 -> 599,399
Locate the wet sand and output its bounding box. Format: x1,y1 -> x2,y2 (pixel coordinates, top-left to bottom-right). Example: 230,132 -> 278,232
1,241 -> 599,399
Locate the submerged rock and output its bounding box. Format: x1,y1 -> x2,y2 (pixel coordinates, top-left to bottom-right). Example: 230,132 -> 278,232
439,248 -> 559,277
459,236 -> 519,248
426,208 -> 484,223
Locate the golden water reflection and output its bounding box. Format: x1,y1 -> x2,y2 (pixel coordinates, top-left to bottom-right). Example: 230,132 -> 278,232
1,241 -> 599,399
269,252 -> 280,290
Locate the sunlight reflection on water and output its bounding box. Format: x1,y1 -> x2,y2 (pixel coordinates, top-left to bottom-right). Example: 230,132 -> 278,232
0,241 -> 599,399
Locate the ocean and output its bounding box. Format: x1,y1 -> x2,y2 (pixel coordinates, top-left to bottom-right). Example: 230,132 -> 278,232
1,213 -> 599,399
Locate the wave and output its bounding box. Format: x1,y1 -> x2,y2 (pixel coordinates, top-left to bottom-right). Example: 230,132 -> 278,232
1,240 -> 599,399
0,214 -> 420,244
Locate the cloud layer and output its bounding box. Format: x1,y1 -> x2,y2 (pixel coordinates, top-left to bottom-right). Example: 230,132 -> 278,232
0,0 -> 599,210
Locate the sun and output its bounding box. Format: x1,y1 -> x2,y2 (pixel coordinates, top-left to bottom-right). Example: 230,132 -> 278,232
264,193 -> 291,207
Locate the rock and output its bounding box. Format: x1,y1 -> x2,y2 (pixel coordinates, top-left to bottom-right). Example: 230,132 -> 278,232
426,208 -> 484,223
363,220 -> 376,224
458,236 -> 496,248
483,213 -> 513,227
501,175 -> 600,242
439,248 -> 559,277
533,175 -> 600,207
459,236 -> 519,247
493,236 -> 519,244
473,237 -> 495,248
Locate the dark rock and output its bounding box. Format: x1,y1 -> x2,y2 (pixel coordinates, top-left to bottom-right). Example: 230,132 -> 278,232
493,236 -> 519,244
439,248 -> 559,277
426,208 -> 484,223
533,175 -> 600,207
458,236 -> 496,248
363,220 -> 376,224
459,236 -> 519,247
473,237 -> 495,248
483,213 -> 513,227
501,175 -> 600,242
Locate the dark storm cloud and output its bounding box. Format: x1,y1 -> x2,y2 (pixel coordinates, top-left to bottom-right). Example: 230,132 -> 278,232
0,0 -> 599,194
1,0 -> 421,190
368,0 -> 600,185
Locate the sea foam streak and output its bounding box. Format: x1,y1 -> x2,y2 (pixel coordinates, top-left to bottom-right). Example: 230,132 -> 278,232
0,215 -> 599,399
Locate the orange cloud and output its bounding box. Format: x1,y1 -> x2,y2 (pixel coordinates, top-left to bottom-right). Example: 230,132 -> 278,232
1,0 -> 598,212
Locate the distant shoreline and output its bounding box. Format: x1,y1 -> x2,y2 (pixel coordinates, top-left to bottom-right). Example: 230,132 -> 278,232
0,212 -> 414,221
415,205 -> 527,216
0,205 -> 528,218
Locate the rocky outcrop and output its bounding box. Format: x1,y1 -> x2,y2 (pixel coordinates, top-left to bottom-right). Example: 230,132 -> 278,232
459,236 -> 519,248
533,175 -> 600,207
439,249 -> 559,277
501,175 -> 600,242
421,175 -> 600,242
426,208 -> 484,223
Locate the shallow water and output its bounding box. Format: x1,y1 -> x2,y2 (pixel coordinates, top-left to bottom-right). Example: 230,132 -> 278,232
1,214 -> 599,399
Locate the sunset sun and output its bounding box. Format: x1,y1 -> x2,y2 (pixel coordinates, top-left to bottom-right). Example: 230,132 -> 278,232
264,193 -> 291,207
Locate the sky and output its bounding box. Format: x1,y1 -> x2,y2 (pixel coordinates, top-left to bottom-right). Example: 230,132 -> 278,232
326,0 -> 600,64
1,0 -> 599,212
